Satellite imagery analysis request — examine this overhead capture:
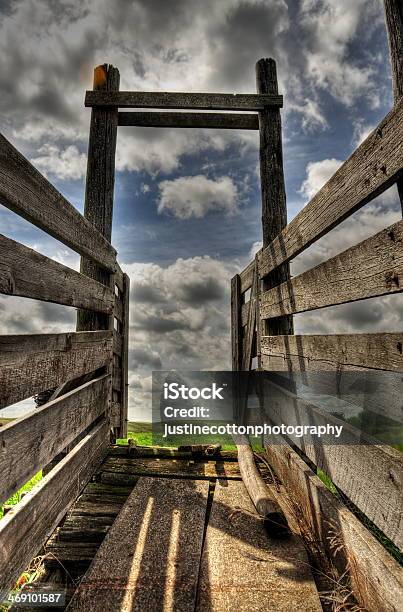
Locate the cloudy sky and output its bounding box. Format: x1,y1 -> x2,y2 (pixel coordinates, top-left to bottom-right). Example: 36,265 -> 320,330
1,0 -> 402,421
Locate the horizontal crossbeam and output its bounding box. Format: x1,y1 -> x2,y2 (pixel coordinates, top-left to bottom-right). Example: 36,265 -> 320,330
86,91 -> 282,111
118,111 -> 259,129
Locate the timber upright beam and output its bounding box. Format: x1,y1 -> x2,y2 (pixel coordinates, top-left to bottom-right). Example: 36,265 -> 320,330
384,0 -> 403,212
256,59 -> 293,337
77,64 -> 120,332
77,63 -> 120,437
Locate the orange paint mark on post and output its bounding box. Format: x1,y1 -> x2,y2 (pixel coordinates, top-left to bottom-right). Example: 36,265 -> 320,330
93,65 -> 107,89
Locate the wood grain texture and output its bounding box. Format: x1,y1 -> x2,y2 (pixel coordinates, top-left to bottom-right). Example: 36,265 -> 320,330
196,479 -> 321,612
0,419 -> 109,597
257,99 -> 403,278
118,111 -> 259,129
77,64 -> 119,332
265,441 -> 403,612
0,134 -> 116,271
256,58 -> 293,336
0,234 -> 114,313
260,220 -> 403,318
261,333 -> 403,372
67,478 -> 209,612
264,380 -> 403,548
0,331 -> 112,408
0,375 -> 110,504
86,90 -> 283,110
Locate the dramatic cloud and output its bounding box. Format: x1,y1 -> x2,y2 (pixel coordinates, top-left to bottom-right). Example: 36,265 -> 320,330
32,144 -> 87,180
299,158 -> 343,201
157,175 -> 238,219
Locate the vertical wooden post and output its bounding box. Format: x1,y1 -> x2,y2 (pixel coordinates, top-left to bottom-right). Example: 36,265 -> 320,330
120,273 -> 130,438
384,0 -> 403,211
77,63 -> 120,332
256,58 -> 293,337
231,274 -> 242,371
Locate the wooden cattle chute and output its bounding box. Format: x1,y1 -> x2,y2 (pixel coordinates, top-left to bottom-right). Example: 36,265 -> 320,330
0,1 -> 402,608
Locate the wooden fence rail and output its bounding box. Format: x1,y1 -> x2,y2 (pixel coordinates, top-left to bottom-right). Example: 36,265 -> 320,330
0,235 -> 115,313
0,375 -> 110,504
0,419 -> 109,596
238,98 -> 403,292
0,331 -> 112,408
0,134 -> 116,271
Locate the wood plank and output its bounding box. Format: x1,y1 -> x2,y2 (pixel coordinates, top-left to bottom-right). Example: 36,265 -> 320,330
113,329 -> 123,355
257,98 -> 403,278
261,333 -> 403,372
67,478 -> 209,612
239,259 -> 255,293
0,235 -> 114,313
260,220 -> 403,318
231,274 -> 242,371
114,262 -> 124,293
113,295 -> 123,321
0,375 -> 110,504
261,333 -> 403,422
242,264 -> 257,370
265,380 -> 403,547
265,441 -> 403,612
118,111 -> 259,129
86,91 -> 283,110
77,63 -> 119,332
196,479 -> 321,611
0,331 -> 112,408
0,419 -> 109,596
101,457 -> 242,479
0,134 -> 116,271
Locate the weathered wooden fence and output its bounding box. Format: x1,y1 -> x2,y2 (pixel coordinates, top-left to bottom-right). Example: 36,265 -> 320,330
0,67 -> 129,588
231,4 -> 403,610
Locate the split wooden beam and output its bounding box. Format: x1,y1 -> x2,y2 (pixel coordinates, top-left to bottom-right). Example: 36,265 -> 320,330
0,331 -> 112,408
118,111 -> 259,129
86,91 -> 283,110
